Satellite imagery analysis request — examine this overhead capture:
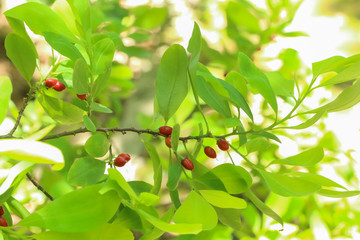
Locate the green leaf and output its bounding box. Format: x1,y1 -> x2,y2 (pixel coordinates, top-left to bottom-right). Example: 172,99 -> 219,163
92,67 -> 111,98
33,222 -> 134,240
266,72 -> 294,98
279,31 -> 309,37
244,190 -> 283,227
252,132 -> 281,143
0,76 -> 13,125
38,94 -> 85,125
259,170 -> 321,197
84,133 -> 109,158
171,124 -> 180,152
139,206 -> 174,240
199,190 -> 247,209
83,115 -> 96,132
139,192 -> 160,206
92,38 -> 115,75
195,76 -> 232,118
51,0 -> 80,37
224,117 -> 242,127
187,22 -> 202,99
18,185 -> 120,232
166,162 -> 182,191
26,125 -> 56,141
137,209 -> 202,234
44,32 -> 83,61
173,191 -> 218,230
238,52 -> 277,113
319,60 -> 360,86
108,168 -> 138,200
270,147 -> 324,166
246,137 -> 270,153
317,189 -> 360,198
90,101 -> 113,113
0,161 -> 34,196
225,71 -> 248,99
134,7 -> 168,29
67,157 -> 106,186
226,1 -> 260,32
73,58 -> 89,94
5,33 -> 36,83
286,110 -> 326,129
312,56 -> 346,77
155,44 -> 189,122
4,2 -> 77,42
144,142 -> 162,195
214,207 -> 242,231
285,172 -> 346,190
0,139 -> 64,170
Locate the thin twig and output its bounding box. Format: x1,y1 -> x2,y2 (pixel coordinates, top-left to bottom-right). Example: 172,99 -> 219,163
26,173 -> 54,201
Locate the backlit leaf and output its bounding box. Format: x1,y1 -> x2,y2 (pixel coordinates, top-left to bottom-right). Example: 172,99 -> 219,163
0,76 -> 13,125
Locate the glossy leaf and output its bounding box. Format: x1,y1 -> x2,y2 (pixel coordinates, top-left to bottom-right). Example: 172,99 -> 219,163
317,189 -> 360,198
67,157 -> 106,186
166,162 -> 182,191
199,190 -> 247,209
144,142 -> 162,195
238,52 -> 277,113
137,209 -> 202,234
155,44 -> 188,121
83,115 -> 96,132
173,191 -> 218,230
44,32 -> 83,61
270,147 -> 324,166
4,2 -> 77,42
0,161 -> 34,196
260,170 -> 321,196
171,123 -> 180,152
5,33 -> 36,83
245,190 -> 283,227
195,76 -> 232,118
84,133 -> 109,158
92,38 -> 115,75
0,76 -> 13,125
0,139 -> 64,170
38,94 -> 85,125
73,58 -> 89,94
33,222 -> 134,240
18,185 -> 120,232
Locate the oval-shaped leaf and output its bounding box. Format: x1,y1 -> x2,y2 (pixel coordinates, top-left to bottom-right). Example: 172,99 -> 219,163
0,76 -> 13,125
5,33 -> 36,83
18,185 -> 121,232
90,102 -> 113,114
166,162 -> 182,191
93,38 -> 115,75
108,168 -> 138,200
83,115 -> 96,132
155,44 -> 189,121
199,190 -> 247,209
38,94 -> 85,125
84,133 -> 109,158
0,139 -> 64,170
171,124 -> 180,152
44,32 -> 83,61
73,58 -> 89,94
238,52 -> 277,113
173,191 -> 218,230
270,147 -> 324,166
67,157 -> 106,186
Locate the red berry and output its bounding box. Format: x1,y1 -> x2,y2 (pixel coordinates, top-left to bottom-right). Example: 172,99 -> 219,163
159,126 -> 173,136
165,136 -> 172,148
217,139 -> 229,151
0,217 -> 8,227
77,94 -> 87,100
0,206 -> 4,215
114,156 -> 127,167
204,146 -> 217,158
181,158 -> 194,171
118,153 -> 131,162
45,78 -> 58,88
53,81 -> 66,92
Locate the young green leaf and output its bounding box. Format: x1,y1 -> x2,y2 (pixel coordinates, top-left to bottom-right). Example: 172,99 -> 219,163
285,172 -> 346,190
18,185 -> 120,232
5,33 -> 36,83
73,58 -> 89,94
259,170 -> 321,197
312,56 -> 345,78
44,32 -> 84,61
90,102 -> 113,114
84,133 -> 109,158
144,142 -> 162,195
214,207 -> 242,231
92,68 -> 111,98
4,2 -> 77,42
252,132 -> 281,143
270,147 -> 324,166
319,60 -> 360,87
246,137 -> 270,153
83,115 -> 96,132
317,189 -> 360,198
67,157 -> 106,186
199,190 -> 247,209
155,44 -> 189,122
0,161 -> 34,196
92,38 -> 115,75
173,191 -> 218,230
26,125 -> 56,141
266,72 -> 294,98
225,71 -> 248,98
226,1 -> 260,32
171,124 -> 180,152
238,52 -> 277,113
166,162 -> 182,191
38,94 -> 85,125
108,168 -> 138,200
0,76 -> 13,125
139,192 -> 160,206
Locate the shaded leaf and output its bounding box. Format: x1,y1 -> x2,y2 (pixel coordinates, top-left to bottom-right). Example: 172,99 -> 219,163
84,133 -> 109,158
73,58 -> 89,94
144,142 -> 162,195
67,157 -> 106,186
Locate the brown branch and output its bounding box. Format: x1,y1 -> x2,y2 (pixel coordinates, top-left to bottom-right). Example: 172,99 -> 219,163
26,173 -> 54,201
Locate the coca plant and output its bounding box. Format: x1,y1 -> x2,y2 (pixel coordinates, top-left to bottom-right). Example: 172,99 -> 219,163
0,0 -> 360,239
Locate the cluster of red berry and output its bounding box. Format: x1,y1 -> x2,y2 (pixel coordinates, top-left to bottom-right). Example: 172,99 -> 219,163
204,139 -> 230,159
114,153 -> 131,167
0,206 -> 8,227
45,79 -> 88,100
